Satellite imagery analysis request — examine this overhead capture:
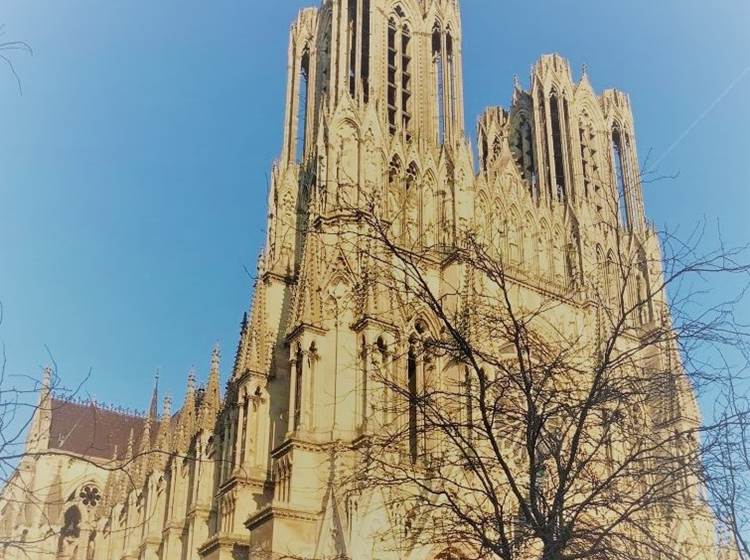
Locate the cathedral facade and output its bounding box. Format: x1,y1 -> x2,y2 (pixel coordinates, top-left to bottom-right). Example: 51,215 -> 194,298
0,1 -> 727,559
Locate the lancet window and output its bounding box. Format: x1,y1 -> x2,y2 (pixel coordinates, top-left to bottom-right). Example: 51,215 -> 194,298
549,92 -> 568,202
432,24 -> 445,144
348,0 -> 370,101
387,8 -> 412,138
446,31 -> 456,131
611,126 -> 630,228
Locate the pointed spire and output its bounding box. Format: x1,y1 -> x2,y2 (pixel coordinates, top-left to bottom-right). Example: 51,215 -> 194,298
200,345 -> 222,431
176,369 -> 197,453
288,230 -> 323,334
233,312 -> 250,376
148,370 -> 159,420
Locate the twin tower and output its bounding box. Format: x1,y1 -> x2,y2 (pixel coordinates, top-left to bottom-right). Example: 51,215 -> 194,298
221,0 -> 656,559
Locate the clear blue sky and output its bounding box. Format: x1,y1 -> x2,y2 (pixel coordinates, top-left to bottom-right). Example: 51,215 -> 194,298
0,1 -> 748,412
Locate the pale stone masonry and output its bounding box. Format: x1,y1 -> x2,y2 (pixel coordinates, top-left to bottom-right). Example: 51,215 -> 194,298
0,1 -> 727,559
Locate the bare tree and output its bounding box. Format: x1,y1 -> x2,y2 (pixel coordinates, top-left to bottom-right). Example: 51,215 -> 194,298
0,25 -> 32,94
306,186 -> 750,560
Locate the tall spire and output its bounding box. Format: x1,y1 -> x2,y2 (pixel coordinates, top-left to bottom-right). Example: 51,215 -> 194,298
148,370 -> 160,420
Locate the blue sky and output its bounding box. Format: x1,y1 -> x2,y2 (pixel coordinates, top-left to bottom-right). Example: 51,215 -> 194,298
0,1 -> 748,412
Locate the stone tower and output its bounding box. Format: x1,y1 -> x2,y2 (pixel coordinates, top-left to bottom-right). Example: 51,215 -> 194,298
213,1 -> 476,557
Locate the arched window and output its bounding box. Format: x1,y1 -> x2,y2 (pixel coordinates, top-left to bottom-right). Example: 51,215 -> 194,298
347,0 -> 371,101
387,18 -> 398,135
432,24 -> 445,144
446,31 -> 456,131
612,126 -> 630,228
295,48 -> 311,163
387,9 -> 412,138
348,0 -> 358,97
293,345 -> 304,429
407,344 -> 418,464
537,91 -> 552,200
549,92 -> 567,202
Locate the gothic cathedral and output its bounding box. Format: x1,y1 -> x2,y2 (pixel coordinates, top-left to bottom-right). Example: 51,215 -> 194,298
0,1 -> 727,559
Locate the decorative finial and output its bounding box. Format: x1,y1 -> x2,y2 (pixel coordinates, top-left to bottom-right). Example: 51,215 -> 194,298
513,74 -> 521,89
581,63 -> 588,77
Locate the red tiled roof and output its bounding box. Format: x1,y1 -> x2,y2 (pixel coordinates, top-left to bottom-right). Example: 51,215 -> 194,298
48,399 -> 156,461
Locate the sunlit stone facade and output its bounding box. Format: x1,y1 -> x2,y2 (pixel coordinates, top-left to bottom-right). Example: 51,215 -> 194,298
0,1 -> 726,559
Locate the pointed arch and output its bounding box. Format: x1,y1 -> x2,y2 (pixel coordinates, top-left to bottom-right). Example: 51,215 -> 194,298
432,21 -> 445,144
549,89 -> 569,202
387,6 -> 413,138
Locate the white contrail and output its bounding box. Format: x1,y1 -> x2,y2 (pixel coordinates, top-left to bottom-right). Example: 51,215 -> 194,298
653,64 -> 750,170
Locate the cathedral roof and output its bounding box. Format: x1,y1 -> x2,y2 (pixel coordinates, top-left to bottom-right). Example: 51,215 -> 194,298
48,398 -> 159,461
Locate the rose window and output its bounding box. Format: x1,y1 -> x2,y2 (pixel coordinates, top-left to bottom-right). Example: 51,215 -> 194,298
79,485 -> 101,508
